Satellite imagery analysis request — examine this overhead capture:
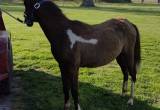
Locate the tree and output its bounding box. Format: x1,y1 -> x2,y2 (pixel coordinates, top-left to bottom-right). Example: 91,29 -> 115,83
141,0 -> 144,3
81,0 -> 95,7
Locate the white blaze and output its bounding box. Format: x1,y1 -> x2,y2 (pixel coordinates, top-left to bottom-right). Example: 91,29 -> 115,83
66,29 -> 98,49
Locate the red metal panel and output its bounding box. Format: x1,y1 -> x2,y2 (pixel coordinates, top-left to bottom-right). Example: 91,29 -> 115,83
0,10 -> 9,83
0,31 -> 9,81
0,10 -> 11,95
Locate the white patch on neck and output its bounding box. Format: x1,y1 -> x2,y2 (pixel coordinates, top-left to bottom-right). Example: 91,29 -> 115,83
78,104 -> 81,110
66,29 -> 98,49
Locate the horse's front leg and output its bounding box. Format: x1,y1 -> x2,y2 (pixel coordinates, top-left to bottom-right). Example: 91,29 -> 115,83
70,66 -> 80,110
60,64 -> 72,110
60,63 -> 80,110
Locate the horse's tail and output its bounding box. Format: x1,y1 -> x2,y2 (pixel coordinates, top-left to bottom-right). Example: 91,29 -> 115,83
132,23 -> 141,72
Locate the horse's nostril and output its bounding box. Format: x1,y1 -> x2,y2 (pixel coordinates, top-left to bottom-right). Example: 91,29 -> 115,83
25,19 -> 33,27
24,14 -> 27,18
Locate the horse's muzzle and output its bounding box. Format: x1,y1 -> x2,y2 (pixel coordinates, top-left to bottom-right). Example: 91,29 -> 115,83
25,19 -> 33,27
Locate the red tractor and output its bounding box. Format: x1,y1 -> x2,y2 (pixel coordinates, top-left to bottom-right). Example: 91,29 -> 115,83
0,10 -> 13,95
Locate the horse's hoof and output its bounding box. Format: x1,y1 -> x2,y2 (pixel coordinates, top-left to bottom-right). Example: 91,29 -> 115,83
127,98 -> 134,105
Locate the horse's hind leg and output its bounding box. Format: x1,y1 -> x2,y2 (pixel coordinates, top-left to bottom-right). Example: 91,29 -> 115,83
126,50 -> 137,105
116,53 -> 129,96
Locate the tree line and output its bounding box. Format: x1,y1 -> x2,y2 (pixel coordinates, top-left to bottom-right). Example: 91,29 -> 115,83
5,0 -> 160,6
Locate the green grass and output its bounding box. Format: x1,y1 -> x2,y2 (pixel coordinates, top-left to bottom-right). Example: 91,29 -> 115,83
1,2 -> 160,110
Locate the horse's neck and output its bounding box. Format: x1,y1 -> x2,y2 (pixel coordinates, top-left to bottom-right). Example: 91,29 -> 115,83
39,20 -> 69,48
38,9 -> 69,44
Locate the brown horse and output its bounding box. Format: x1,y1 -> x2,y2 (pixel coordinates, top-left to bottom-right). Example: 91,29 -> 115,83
23,0 -> 141,110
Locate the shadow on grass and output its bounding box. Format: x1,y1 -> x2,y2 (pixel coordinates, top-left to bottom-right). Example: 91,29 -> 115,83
61,5 -> 160,16
14,69 -> 159,110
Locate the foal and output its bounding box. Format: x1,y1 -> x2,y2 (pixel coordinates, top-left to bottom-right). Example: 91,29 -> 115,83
23,0 -> 141,110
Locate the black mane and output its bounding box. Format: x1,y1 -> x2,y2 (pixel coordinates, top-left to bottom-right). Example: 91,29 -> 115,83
41,1 -> 62,15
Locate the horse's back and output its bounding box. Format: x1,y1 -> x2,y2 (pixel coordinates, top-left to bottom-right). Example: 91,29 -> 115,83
94,18 -> 137,47
68,19 -> 137,68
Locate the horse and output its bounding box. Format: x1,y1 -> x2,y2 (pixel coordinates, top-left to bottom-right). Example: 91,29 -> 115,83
23,0 -> 141,110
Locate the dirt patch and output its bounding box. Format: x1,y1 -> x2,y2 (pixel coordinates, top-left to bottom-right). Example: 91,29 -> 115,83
0,76 -> 23,110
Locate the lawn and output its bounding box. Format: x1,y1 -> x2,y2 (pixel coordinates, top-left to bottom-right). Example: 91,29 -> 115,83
1,2 -> 160,110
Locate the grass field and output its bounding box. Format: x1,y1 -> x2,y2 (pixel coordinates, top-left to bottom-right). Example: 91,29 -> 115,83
1,2 -> 160,110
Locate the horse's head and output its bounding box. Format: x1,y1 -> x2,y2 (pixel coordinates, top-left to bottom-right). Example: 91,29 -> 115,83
24,0 -> 38,27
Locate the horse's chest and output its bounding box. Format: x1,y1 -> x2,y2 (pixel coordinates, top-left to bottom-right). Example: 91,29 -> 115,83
51,44 -> 69,62
51,39 -> 77,64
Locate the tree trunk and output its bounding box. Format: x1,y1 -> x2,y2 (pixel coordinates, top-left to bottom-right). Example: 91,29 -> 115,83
141,0 -> 144,3
81,0 -> 95,7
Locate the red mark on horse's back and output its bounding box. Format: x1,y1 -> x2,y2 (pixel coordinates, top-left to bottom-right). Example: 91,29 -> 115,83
115,17 -> 126,22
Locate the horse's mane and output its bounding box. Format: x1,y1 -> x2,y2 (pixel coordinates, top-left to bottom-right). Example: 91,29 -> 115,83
43,1 -> 62,14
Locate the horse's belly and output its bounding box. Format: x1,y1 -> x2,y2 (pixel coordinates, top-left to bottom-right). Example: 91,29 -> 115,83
79,34 -> 123,68
80,48 -> 121,68
80,58 -> 113,68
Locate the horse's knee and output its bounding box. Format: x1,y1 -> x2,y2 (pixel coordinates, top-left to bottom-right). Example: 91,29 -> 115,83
128,65 -> 137,82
